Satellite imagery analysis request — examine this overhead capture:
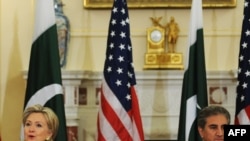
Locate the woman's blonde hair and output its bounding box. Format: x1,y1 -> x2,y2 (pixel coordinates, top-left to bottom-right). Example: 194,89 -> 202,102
23,104 -> 59,140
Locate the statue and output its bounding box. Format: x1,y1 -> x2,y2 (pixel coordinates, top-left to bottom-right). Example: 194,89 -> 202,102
54,0 -> 70,68
166,17 -> 179,53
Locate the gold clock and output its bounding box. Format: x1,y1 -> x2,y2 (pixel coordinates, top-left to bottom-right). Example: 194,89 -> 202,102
144,16 -> 183,70
147,26 -> 165,54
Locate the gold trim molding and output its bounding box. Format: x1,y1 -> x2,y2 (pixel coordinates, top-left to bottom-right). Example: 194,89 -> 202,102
83,0 -> 237,9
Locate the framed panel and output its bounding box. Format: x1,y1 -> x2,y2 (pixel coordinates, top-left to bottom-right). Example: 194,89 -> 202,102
83,0 -> 237,9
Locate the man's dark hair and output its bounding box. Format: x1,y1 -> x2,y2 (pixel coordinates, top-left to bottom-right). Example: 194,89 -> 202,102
197,105 -> 230,129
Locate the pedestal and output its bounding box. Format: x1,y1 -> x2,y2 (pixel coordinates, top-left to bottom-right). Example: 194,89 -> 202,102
144,53 -> 184,70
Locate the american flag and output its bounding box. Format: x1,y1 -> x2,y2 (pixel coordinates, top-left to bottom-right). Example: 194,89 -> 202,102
97,0 -> 144,140
235,0 -> 250,124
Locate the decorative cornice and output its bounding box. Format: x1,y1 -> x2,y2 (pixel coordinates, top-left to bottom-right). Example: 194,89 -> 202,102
70,30 -> 241,37
22,70 -> 237,80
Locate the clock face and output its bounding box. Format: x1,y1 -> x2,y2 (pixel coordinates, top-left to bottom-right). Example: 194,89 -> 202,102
150,29 -> 162,42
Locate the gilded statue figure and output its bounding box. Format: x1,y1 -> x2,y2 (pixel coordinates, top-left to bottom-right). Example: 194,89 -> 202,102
166,17 -> 179,53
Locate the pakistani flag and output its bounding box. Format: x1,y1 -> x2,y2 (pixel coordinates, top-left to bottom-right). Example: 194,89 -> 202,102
177,0 -> 208,141
21,0 -> 67,141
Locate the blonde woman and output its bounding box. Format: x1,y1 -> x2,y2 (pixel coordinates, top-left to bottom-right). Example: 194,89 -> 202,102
22,104 -> 59,141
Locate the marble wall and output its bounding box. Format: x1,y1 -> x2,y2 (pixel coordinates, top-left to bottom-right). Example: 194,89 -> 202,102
61,70 -> 237,140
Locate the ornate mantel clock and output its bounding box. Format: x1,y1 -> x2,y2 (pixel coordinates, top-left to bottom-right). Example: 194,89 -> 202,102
147,26 -> 165,54
144,16 -> 183,70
